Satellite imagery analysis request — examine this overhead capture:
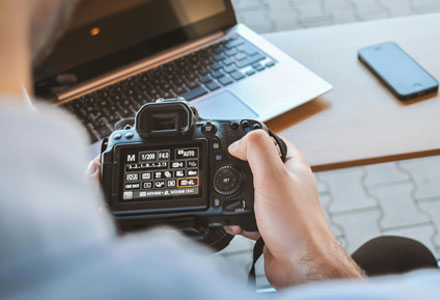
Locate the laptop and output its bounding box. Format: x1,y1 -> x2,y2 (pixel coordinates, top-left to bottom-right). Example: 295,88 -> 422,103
34,0 -> 332,147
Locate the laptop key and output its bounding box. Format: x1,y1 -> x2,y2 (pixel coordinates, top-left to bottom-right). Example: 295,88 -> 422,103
253,63 -> 265,72
246,70 -> 256,76
180,86 -> 208,101
230,70 -> 245,81
199,75 -> 212,84
225,38 -> 245,49
225,49 -> 237,56
214,53 -> 226,61
206,81 -> 220,91
174,86 -> 187,94
210,63 -> 222,71
235,52 -> 248,61
186,81 -> 199,89
266,61 -> 276,68
211,70 -> 224,79
237,44 -> 259,56
235,53 -> 266,68
96,126 -> 112,138
222,57 -> 234,66
223,65 -> 237,74
218,76 -> 233,86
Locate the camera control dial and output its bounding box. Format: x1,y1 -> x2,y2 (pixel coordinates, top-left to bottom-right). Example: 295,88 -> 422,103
213,165 -> 242,196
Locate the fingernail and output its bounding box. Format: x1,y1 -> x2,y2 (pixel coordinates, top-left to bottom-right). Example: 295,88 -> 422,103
228,140 -> 240,152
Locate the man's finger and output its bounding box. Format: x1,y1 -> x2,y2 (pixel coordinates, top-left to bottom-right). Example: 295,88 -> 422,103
224,226 -> 260,241
86,155 -> 101,177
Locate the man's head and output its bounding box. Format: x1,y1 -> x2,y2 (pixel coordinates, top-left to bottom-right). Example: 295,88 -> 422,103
29,0 -> 79,65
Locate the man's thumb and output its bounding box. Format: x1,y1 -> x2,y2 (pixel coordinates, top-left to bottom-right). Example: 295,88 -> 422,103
228,130 -> 286,186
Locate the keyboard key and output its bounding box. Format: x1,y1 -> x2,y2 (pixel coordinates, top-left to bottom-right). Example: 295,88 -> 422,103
96,126 -> 112,138
174,86 -> 187,94
246,70 -> 256,76
211,71 -> 224,79
222,57 -> 234,66
199,76 -> 212,84
210,63 -> 222,71
235,53 -> 266,68
218,76 -> 233,86
235,52 -> 248,61
213,45 -> 225,54
225,38 -> 245,49
230,70 -> 245,81
237,44 -> 259,56
225,49 -> 237,56
214,53 -> 225,61
186,81 -> 199,89
206,81 -> 221,91
223,65 -> 237,74
180,86 -> 208,101
266,61 -> 276,68
253,63 -> 265,72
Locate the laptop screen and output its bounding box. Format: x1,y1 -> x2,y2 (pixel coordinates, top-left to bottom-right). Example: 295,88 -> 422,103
34,0 -> 236,98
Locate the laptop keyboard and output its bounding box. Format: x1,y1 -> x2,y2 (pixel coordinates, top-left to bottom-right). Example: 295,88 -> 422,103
62,35 -> 276,143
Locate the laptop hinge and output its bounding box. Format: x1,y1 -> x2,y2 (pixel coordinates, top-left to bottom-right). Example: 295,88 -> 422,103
56,31 -> 226,104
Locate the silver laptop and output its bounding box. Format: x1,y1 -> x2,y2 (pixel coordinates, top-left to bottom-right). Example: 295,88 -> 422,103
34,0 -> 331,145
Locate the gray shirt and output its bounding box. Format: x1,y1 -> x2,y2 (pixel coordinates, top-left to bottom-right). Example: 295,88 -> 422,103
1,98 -> 440,299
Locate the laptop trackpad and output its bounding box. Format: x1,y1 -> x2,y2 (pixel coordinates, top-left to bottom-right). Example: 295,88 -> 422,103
194,91 -> 259,120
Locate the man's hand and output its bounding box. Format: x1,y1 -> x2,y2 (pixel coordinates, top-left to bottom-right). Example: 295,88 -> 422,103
225,130 -> 365,289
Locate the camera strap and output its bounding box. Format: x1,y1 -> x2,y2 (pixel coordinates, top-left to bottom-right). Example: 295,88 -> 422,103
247,237 -> 265,286
247,130 -> 288,288
268,129 -> 288,162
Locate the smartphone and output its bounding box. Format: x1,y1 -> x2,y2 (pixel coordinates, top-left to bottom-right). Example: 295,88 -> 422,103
358,42 -> 438,101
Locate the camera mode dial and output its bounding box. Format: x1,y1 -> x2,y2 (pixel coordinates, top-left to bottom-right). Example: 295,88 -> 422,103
213,165 -> 242,196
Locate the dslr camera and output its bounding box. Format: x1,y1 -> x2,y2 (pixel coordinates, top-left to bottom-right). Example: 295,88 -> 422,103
101,98 -> 286,249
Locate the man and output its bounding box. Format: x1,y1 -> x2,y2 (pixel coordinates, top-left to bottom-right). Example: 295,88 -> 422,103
0,0 -> 439,298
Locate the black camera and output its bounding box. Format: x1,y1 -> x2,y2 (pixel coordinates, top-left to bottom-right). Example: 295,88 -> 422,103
101,98 -> 286,249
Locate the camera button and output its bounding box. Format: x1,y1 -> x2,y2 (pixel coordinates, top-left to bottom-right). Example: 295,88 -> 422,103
202,122 -> 217,135
213,198 -> 222,208
215,154 -> 223,161
252,123 -> 262,130
213,142 -> 220,150
113,133 -> 122,140
225,200 -> 246,212
214,166 -> 242,195
230,122 -> 239,130
125,132 -> 134,139
241,120 -> 250,128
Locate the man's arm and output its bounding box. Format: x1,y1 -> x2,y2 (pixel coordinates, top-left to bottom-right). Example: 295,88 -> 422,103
226,130 -> 365,288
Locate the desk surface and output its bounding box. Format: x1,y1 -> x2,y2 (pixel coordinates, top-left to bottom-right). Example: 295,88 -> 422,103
263,13 -> 440,171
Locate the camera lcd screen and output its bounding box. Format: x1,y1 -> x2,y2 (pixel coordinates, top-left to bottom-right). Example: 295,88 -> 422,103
120,144 -> 202,201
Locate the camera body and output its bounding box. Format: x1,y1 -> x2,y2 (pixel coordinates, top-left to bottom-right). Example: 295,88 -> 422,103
101,98 -> 282,234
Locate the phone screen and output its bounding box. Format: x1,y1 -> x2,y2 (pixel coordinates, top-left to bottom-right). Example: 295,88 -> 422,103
358,42 -> 438,100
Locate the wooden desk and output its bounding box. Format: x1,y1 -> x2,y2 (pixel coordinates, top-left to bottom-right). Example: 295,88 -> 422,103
263,13 -> 440,171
